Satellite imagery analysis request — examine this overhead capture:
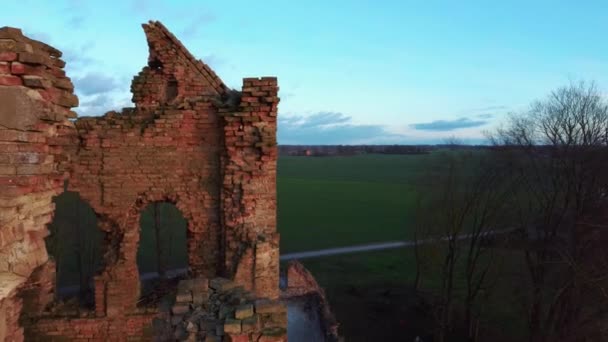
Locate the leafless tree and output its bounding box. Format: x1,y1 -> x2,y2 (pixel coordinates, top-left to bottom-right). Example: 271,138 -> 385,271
490,81 -> 608,341
415,152 -> 512,342
442,136 -> 465,150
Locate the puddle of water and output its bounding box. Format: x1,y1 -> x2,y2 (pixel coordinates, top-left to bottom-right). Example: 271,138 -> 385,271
287,300 -> 325,342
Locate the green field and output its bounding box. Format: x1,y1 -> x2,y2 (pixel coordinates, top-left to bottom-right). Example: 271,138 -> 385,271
277,153 -> 450,252
298,246 -> 527,341
277,151 -> 527,341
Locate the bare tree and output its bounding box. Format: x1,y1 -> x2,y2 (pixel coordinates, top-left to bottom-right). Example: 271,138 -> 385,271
415,152 -> 512,341
442,136 -> 465,150
491,81 -> 608,341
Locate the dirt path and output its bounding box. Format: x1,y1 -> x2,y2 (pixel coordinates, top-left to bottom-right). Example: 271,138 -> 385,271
280,228 -> 516,261
58,229 -> 516,295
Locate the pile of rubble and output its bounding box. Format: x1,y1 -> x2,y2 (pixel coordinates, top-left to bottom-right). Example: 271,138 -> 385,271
155,277 -> 287,342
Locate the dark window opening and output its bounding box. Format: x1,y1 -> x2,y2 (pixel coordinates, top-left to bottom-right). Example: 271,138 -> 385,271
165,79 -> 178,102
45,188 -> 104,309
136,202 -> 188,306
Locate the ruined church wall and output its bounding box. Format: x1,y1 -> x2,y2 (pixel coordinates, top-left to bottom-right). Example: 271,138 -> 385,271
60,20 -> 232,316
221,77 -> 280,299
69,99 -> 224,314
0,20 -> 283,341
0,27 -> 78,342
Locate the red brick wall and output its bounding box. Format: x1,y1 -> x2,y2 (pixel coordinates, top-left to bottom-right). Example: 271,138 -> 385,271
70,103 -> 224,314
24,314 -> 156,341
0,26 -> 78,342
220,77 -> 280,299
64,21 -> 228,316
1,20 -> 282,340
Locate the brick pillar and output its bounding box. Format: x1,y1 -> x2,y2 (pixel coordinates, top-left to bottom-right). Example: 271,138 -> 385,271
221,77 -> 280,299
0,26 -> 78,341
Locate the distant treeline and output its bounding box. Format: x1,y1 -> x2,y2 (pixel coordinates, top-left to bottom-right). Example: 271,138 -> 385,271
278,144 -> 489,157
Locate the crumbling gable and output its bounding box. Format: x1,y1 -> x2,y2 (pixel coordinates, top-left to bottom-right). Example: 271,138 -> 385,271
133,21 -> 228,108
0,21 -> 284,341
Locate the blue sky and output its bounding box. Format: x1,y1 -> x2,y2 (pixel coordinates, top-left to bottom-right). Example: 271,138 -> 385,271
2,0 -> 607,144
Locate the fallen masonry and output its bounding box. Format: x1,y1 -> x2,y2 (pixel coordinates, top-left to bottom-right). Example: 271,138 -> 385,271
154,277 -> 287,341
0,20 -> 284,341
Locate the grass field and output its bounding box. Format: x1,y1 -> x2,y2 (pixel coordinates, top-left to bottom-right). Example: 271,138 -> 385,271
298,247 -> 528,341
277,153 -> 451,252
277,151 -> 528,341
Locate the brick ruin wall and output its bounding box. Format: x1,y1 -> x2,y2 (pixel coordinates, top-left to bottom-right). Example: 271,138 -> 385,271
0,21 -> 282,341
0,26 -> 79,341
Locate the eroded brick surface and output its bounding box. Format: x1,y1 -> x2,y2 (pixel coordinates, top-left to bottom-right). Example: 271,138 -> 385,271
0,21 -> 282,341
0,25 -> 77,342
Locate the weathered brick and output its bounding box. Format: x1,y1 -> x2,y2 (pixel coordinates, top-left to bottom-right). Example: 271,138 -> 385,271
18,52 -> 48,65
0,75 -> 22,86
53,77 -> 73,90
223,319 -> 242,334
172,303 -> 190,315
235,304 -> 254,319
175,289 -> 193,303
225,334 -> 249,342
0,130 -> 44,143
241,314 -> 260,333
0,51 -> 17,61
22,75 -> 52,88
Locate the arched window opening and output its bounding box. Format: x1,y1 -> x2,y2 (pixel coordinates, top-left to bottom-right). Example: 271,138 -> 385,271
137,202 -> 188,305
45,188 -> 104,309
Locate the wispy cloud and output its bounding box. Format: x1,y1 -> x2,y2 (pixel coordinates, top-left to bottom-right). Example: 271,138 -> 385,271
202,54 -> 226,69
278,112 -> 408,145
73,73 -> 119,96
25,30 -> 51,43
62,41 -> 97,70
128,0 -> 218,38
410,117 -> 490,131
279,91 -> 296,99
470,105 -> 509,112
76,95 -> 132,117
81,94 -> 111,107
62,0 -> 86,29
129,0 -> 163,13
76,94 -> 112,116
180,12 -> 217,38
67,15 -> 85,29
